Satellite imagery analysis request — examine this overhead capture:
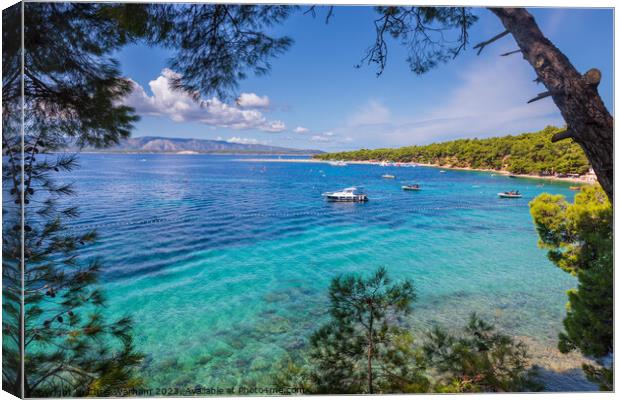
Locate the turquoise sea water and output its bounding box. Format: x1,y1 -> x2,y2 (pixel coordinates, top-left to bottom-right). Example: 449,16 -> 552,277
65,154 -> 584,390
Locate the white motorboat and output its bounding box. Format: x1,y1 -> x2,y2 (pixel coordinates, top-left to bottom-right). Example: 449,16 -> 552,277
498,191 -> 522,198
323,187 -> 368,202
382,174 -> 396,179
402,184 -> 421,191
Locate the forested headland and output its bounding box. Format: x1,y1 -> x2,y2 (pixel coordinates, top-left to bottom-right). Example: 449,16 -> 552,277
315,126 -> 591,176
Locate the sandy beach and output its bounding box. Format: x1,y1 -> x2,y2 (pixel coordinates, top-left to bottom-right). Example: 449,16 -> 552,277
238,158 -> 596,184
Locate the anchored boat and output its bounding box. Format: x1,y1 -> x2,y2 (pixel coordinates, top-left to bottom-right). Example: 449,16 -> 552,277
323,187 -> 368,202
329,160 -> 348,166
498,191 -> 522,198
382,174 -> 396,179
402,184 -> 421,191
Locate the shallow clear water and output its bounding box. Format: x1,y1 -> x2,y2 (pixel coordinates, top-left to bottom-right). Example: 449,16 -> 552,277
64,154 -> 581,390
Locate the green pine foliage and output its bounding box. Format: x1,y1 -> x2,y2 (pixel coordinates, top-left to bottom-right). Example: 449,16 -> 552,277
1,143 -> 145,397
315,126 -> 590,176
423,314 -> 541,392
307,267 -> 429,394
273,268 -> 540,394
146,4 -> 294,100
529,185 -> 613,390
2,3 -> 145,396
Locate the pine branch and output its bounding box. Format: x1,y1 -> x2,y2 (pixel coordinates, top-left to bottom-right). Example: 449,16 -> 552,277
527,90 -> 553,104
500,49 -> 521,57
551,129 -> 575,143
473,30 -> 509,55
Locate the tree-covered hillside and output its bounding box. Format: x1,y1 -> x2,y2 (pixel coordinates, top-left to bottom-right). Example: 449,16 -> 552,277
315,126 -> 590,175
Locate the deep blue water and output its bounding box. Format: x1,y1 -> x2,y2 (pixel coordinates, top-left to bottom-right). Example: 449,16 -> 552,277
60,153 -> 583,390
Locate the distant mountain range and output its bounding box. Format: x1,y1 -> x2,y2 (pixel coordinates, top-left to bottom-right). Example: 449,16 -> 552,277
76,136 -> 322,155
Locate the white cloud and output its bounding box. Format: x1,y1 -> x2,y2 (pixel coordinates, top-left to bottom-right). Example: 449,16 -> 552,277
347,99 -> 391,127
294,126 -> 309,133
124,69 -> 285,133
413,54 -> 562,142
340,50 -> 563,148
309,131 -> 337,142
236,93 -> 270,108
262,120 -> 286,133
226,137 -> 261,145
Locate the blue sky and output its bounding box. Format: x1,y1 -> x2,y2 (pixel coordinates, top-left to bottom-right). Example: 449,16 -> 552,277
117,6 -> 614,151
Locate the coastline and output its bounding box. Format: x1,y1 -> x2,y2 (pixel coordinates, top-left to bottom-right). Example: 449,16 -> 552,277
56,151 -> 320,156
413,162 -> 594,184
238,158 -> 596,184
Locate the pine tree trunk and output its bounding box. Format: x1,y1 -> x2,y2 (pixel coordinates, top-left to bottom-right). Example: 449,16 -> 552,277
490,8 -> 614,202
367,343 -> 373,394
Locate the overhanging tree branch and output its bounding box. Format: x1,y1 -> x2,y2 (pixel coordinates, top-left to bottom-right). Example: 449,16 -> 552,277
551,129 -> 575,143
500,49 -> 522,57
472,30 -> 509,55
527,90 -> 554,104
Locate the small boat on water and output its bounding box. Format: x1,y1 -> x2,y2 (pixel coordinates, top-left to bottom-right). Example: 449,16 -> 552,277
498,191 -> 522,198
569,186 -> 582,191
382,174 -> 396,179
323,187 -> 368,202
439,170 -> 446,174
329,160 -> 348,166
402,184 -> 421,191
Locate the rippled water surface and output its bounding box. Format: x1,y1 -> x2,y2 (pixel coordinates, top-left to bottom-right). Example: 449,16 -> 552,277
64,154 -> 586,390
